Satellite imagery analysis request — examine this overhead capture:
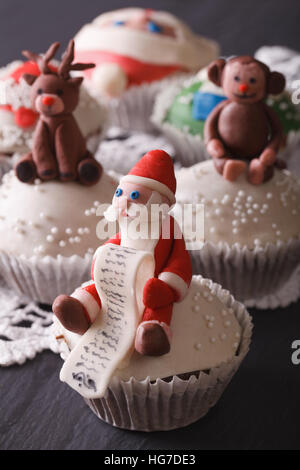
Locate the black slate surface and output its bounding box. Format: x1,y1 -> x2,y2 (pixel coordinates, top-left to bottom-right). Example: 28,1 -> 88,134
0,0 -> 300,451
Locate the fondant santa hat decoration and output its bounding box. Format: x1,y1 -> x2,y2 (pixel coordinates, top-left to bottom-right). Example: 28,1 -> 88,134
120,149 -> 176,205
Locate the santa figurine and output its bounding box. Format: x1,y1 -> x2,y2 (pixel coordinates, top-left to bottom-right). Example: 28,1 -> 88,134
53,150 -> 192,356
74,8 -> 219,98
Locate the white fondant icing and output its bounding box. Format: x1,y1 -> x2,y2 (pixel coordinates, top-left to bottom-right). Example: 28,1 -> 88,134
175,160 -> 300,248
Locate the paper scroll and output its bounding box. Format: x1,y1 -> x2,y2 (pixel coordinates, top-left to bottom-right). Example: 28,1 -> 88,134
60,244 -> 155,399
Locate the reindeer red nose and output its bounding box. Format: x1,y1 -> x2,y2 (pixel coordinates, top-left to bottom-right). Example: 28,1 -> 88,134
239,83 -> 249,93
42,96 -> 55,107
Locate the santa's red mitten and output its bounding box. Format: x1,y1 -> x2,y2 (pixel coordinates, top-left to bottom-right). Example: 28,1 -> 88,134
143,278 -> 177,309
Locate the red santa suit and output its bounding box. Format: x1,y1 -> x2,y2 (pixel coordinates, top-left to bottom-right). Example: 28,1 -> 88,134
71,150 -> 192,341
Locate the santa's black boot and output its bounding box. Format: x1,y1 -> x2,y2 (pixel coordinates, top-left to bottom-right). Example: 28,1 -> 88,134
52,295 -> 90,335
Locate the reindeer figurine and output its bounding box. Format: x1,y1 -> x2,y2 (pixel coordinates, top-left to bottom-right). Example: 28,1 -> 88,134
15,40 -> 103,186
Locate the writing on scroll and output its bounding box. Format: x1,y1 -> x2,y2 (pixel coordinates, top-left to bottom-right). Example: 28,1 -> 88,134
71,245 -> 139,395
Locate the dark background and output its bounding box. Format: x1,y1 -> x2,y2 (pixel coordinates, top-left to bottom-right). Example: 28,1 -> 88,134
0,0 -> 300,451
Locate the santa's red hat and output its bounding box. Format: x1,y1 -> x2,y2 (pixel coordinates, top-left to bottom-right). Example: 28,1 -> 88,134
120,150 -> 176,204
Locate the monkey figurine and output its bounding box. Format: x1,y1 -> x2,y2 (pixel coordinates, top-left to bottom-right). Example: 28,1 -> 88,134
204,56 -> 286,185
15,40 -> 102,186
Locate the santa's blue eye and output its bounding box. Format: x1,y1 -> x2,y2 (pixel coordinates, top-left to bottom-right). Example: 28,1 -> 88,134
130,190 -> 140,200
147,21 -> 162,33
115,188 -> 123,197
114,20 -> 125,26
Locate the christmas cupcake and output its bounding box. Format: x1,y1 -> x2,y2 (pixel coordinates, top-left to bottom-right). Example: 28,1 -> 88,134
52,150 -> 252,431
174,56 -> 300,308
0,40 -> 117,304
74,7 -> 219,131
175,170 -> 300,307
0,56 -> 107,178
152,56 -> 300,167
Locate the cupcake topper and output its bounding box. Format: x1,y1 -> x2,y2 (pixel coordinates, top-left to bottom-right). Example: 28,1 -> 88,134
204,56 -> 286,185
15,39 -> 102,186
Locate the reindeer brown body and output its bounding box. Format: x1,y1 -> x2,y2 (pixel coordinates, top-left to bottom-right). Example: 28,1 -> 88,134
15,40 -> 102,185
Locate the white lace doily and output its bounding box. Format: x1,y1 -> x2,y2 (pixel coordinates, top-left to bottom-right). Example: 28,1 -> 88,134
0,281 -> 59,366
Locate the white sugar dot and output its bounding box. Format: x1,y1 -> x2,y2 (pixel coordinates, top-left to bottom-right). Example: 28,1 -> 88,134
78,228 -> 84,235
238,190 -> 245,197
232,228 -> 239,234
232,220 -> 239,226
194,343 -> 202,350
84,227 -> 90,234
235,332 -> 240,338
46,235 -> 54,243
51,227 -> 58,234
90,208 -> 96,214
241,218 -> 247,224
266,193 -> 273,199
276,230 -> 281,236
65,228 -> 72,234
253,217 -> 258,223
253,204 -> 259,210
234,210 -> 240,216
85,210 -> 91,216
221,309 -> 227,316
247,196 -> 253,202
59,241 -> 66,248
272,223 -> 277,229
94,201 -> 100,207
208,322 -> 214,328
212,198 -> 218,205
224,320 -> 231,328
193,305 -> 200,312
87,248 -> 94,254
74,236 -> 81,243
247,209 -> 253,215
210,337 -> 216,343
209,227 -> 215,234
254,238 -> 261,245
221,195 -> 230,205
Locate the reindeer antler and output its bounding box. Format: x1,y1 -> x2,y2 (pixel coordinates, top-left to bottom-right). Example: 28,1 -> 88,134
22,42 -> 60,74
58,39 -> 95,79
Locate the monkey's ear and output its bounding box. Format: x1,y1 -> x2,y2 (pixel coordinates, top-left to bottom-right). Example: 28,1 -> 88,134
207,59 -> 226,87
268,71 -> 285,95
68,77 -> 83,87
22,73 -> 37,86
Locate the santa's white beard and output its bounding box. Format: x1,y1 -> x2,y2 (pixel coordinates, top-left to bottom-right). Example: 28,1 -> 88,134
104,192 -> 170,251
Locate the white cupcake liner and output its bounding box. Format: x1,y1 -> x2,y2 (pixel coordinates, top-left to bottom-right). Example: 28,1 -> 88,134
100,72 -> 192,133
190,238 -> 300,308
0,252 -> 93,304
245,264 -> 300,309
81,276 -> 252,431
155,122 -> 209,167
